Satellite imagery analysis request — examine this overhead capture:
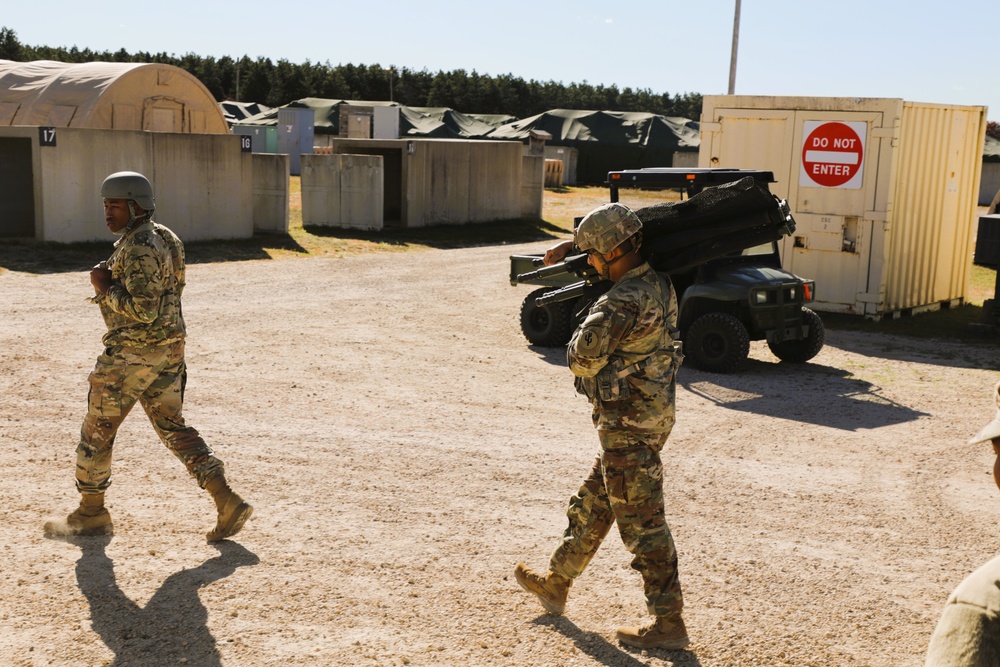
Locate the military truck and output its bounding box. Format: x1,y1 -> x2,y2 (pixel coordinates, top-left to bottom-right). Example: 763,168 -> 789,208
510,168 -> 825,373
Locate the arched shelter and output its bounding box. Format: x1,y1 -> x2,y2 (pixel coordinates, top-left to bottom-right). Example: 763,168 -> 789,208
0,59 -> 227,133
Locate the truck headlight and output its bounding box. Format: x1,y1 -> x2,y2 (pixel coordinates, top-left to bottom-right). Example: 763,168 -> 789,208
753,290 -> 769,304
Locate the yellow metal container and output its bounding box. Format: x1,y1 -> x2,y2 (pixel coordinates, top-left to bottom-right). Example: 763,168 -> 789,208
699,96 -> 987,319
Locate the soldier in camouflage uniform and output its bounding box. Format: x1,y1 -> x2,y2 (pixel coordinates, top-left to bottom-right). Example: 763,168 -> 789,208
44,171 -> 253,542
515,202 -> 690,651
924,381 -> 1000,667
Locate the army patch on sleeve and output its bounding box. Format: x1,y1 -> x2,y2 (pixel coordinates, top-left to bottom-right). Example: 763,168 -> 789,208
575,312 -> 606,356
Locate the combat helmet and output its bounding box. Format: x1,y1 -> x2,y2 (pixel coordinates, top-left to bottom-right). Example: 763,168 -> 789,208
575,202 -> 642,255
101,171 -> 155,214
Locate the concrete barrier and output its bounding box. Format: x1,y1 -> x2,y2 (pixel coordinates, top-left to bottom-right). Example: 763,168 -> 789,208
324,138 -> 530,228
405,140 -> 523,227
301,153 -> 384,230
252,153 -> 289,234
149,132 -> 252,241
521,155 -> 544,219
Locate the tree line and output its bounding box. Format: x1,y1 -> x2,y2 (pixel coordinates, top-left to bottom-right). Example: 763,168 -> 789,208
0,27 -> 703,120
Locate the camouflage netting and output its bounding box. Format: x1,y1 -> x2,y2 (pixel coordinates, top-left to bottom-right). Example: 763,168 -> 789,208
636,176 -> 796,275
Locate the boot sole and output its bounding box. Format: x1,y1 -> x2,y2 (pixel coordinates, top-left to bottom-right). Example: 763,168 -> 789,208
514,570 -> 565,615
207,502 -> 253,542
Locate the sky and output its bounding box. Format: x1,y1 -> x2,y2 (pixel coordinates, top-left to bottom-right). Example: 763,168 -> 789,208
3,0 -> 999,120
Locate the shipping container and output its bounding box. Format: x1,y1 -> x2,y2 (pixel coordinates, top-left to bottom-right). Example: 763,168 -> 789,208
277,107 -> 315,176
699,96 -> 987,319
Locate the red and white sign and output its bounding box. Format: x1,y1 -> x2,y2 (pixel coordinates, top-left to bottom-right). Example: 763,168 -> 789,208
799,121 -> 867,189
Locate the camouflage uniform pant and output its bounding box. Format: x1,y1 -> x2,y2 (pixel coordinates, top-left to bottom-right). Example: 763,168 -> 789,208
76,340 -> 223,494
549,430 -> 683,616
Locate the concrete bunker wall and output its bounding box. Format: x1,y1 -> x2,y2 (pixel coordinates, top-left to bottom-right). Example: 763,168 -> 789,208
319,138 -> 532,229
301,154 -> 384,231
0,127 -> 258,242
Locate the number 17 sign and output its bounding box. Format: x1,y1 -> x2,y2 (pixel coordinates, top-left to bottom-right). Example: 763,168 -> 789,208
799,120 -> 867,189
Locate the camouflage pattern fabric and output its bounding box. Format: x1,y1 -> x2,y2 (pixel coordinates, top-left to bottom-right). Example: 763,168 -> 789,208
567,262 -> 680,433
77,340 -> 224,493
77,220 -> 223,493
925,554 -> 1000,666
550,260 -> 684,616
548,432 -> 682,616
91,220 -> 186,349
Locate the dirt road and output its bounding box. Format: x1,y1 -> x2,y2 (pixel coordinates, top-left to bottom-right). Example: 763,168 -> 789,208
1,241 -> 998,666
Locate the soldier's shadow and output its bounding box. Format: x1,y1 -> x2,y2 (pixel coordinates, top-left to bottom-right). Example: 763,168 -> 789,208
67,535 -> 259,667
534,615 -> 703,666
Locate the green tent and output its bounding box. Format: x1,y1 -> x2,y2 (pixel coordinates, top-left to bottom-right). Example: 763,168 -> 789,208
232,98 -> 498,139
488,109 -> 700,183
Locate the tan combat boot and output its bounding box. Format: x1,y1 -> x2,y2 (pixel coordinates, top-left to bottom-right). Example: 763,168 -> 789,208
204,474 -> 253,542
616,613 -> 690,650
514,563 -> 571,615
43,493 -> 113,537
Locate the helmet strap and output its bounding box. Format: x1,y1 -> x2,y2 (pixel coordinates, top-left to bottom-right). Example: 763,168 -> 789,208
603,233 -> 640,264
118,201 -> 150,236
599,234 -> 643,278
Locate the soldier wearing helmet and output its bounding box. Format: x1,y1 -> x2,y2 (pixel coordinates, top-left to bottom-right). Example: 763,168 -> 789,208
44,171 -> 253,543
515,202 -> 690,650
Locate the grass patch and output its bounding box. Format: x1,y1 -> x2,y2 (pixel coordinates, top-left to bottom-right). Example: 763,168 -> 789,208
969,263 -> 998,306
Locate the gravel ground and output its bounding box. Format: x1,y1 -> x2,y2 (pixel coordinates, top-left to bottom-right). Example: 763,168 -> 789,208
1,240 -> 999,667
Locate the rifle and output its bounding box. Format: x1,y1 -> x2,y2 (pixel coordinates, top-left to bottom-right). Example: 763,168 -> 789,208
514,252 -> 594,283
513,253 -> 608,307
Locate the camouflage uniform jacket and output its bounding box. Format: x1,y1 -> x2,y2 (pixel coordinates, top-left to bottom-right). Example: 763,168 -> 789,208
925,553 -> 1000,666
92,220 -> 186,349
567,261 -> 680,433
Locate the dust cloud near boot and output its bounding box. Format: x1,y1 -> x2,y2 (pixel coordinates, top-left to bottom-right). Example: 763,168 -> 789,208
43,493 -> 113,537
204,474 -> 253,542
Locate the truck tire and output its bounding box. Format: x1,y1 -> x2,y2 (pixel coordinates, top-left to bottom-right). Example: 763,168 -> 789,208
768,307 -> 825,363
686,312 -> 751,373
520,287 -> 574,347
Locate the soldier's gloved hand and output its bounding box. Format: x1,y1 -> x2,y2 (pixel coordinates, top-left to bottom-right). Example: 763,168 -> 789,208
543,240 -> 575,266
90,264 -> 113,294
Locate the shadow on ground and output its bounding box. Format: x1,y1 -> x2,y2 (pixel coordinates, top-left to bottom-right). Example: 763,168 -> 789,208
302,216 -> 564,250
55,534 -> 259,667
0,236 -> 301,273
525,344 -> 930,431
822,309 -> 1000,356
0,217 -> 566,274
533,615 -> 703,667
679,360 -> 930,431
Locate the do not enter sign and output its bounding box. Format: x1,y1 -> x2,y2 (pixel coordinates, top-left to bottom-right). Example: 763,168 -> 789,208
799,120 -> 867,189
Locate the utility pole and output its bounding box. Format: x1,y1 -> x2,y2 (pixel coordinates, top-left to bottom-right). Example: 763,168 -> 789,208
728,0 -> 741,95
